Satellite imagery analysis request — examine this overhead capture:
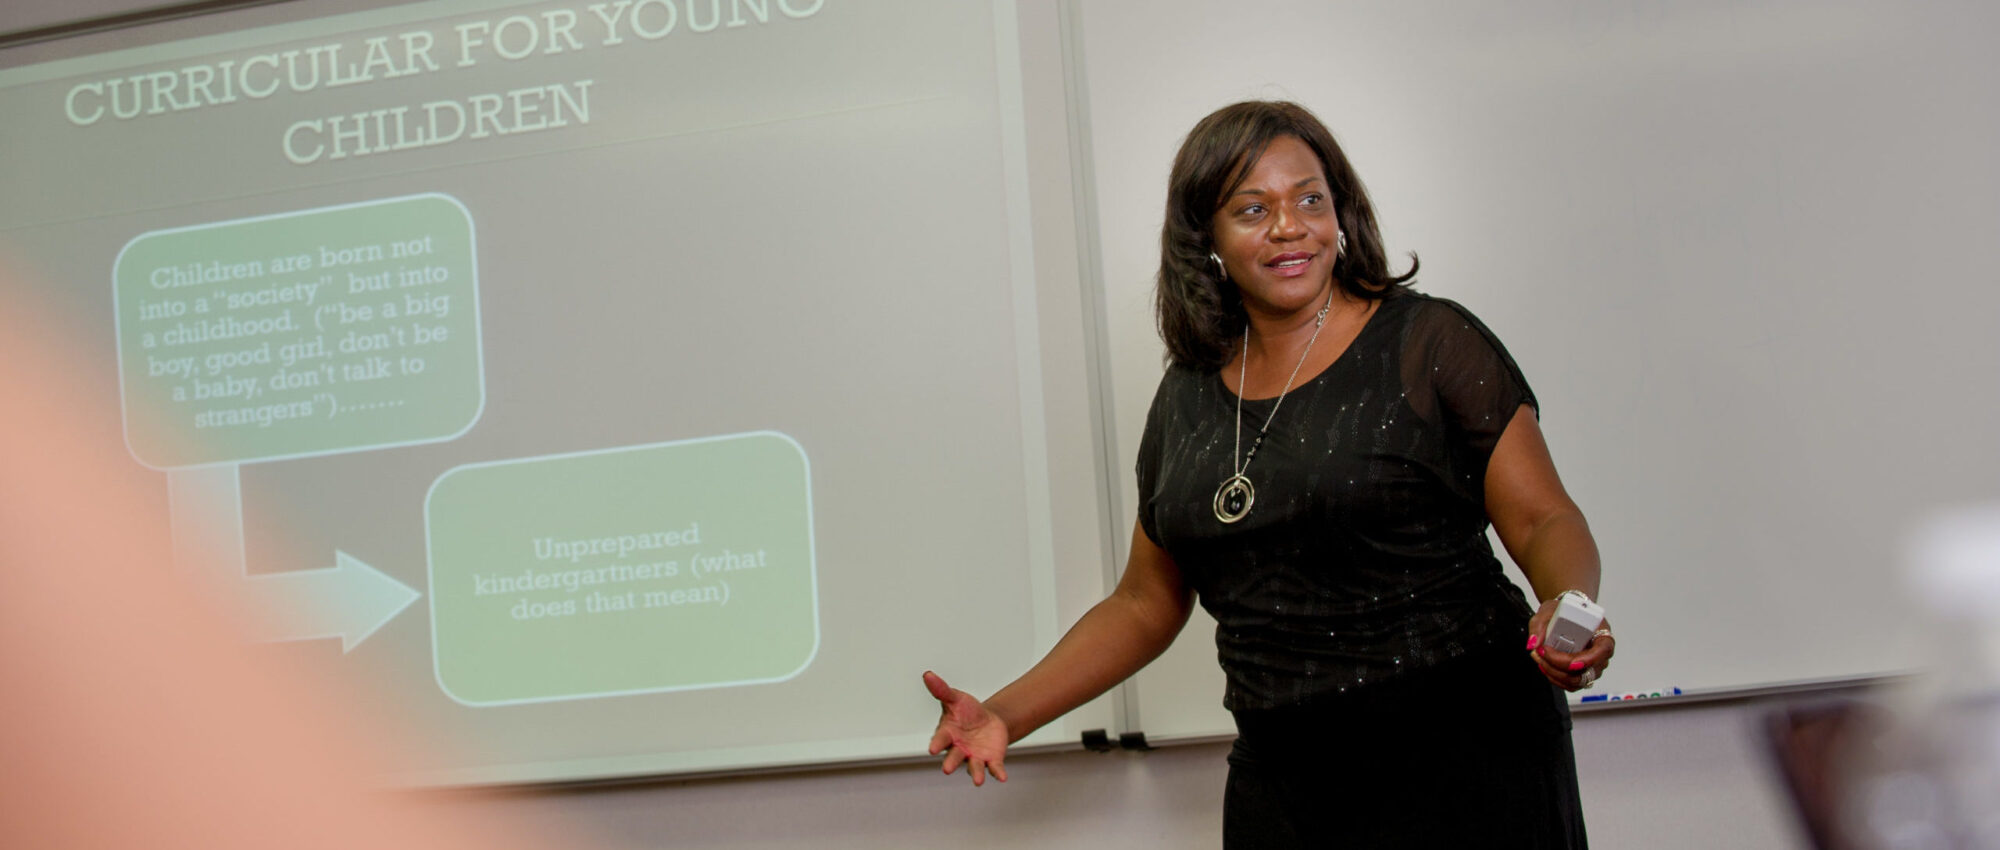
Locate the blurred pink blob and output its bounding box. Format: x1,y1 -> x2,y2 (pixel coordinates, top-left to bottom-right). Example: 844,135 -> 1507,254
0,269 -> 546,850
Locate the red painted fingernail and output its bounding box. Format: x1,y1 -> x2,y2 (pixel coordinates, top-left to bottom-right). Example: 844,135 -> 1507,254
1569,659 -> 1586,671
1526,635 -> 1541,651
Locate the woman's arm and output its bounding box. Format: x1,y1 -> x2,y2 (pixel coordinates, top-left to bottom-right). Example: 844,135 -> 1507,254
925,520 -> 1195,785
988,521 -> 1195,739
1484,404 -> 1613,690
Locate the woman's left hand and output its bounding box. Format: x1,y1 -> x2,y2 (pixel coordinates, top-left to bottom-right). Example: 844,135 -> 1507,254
1525,597 -> 1614,692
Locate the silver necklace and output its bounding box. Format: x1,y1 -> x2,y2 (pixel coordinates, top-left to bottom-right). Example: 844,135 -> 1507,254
1214,290 -> 1337,523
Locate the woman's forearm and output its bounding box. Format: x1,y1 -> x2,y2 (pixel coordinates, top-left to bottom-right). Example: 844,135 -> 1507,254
1512,511 -> 1602,602
984,526 -> 1194,743
984,588 -> 1190,743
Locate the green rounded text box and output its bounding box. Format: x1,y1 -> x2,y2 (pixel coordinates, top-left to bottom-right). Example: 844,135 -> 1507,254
113,193 -> 482,468
425,432 -> 820,706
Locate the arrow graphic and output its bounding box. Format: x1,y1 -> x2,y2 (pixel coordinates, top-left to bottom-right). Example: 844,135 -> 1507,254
166,463 -> 419,652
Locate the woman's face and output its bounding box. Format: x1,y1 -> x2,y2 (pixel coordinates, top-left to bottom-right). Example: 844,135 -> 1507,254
1209,135 -> 1340,319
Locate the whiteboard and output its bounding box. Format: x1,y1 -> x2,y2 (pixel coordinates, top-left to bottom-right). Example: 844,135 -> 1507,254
1073,0 -> 2000,740
0,0 -> 1122,784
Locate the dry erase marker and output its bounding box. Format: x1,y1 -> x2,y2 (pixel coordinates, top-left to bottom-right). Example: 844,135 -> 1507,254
1581,687 -> 1681,704
1576,684 -> 1672,704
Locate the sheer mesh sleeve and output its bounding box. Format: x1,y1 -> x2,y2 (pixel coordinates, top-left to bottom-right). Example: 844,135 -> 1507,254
1133,371 -> 1173,546
1401,297 -> 1537,476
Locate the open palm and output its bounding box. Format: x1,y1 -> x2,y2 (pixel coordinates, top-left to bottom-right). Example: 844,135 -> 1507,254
923,671 -> 1010,786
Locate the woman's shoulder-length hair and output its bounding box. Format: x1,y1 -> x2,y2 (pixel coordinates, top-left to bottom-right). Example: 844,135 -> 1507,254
1156,100 -> 1417,370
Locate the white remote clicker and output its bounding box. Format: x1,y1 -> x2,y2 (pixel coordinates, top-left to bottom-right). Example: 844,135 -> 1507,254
1544,594 -> 1605,655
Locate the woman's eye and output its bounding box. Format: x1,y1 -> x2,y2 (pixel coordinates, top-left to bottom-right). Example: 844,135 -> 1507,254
1301,193 -> 1325,207
1239,204 -> 1266,217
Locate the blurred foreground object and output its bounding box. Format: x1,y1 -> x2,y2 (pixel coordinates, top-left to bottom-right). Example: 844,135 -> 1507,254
1767,507 -> 2000,850
0,280 -> 546,850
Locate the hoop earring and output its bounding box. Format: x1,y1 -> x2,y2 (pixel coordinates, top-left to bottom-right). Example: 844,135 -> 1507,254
1337,231 -> 1347,257
1209,251 -> 1228,280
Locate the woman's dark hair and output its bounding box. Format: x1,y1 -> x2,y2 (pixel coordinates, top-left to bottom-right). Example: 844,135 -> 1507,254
1156,100 -> 1417,369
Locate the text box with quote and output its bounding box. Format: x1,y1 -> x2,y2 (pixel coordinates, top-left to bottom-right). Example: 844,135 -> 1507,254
113,193 -> 482,468
425,432 -> 820,706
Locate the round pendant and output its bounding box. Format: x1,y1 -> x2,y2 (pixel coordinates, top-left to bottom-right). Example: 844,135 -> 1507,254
1214,474 -> 1254,523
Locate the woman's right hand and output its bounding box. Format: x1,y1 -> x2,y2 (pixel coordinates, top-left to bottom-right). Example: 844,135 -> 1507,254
1525,597 -> 1614,691
923,671 -> 1010,786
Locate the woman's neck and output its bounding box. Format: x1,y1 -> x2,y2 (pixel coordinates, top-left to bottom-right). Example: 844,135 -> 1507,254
1243,285 -> 1350,360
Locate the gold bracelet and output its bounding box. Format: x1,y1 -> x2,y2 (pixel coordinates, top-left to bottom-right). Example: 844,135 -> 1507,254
1553,588 -> 1593,606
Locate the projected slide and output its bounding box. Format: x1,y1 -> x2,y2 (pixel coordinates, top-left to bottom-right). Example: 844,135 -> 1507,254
115,194 -> 483,467
0,0 -> 1060,785
428,433 -> 818,706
